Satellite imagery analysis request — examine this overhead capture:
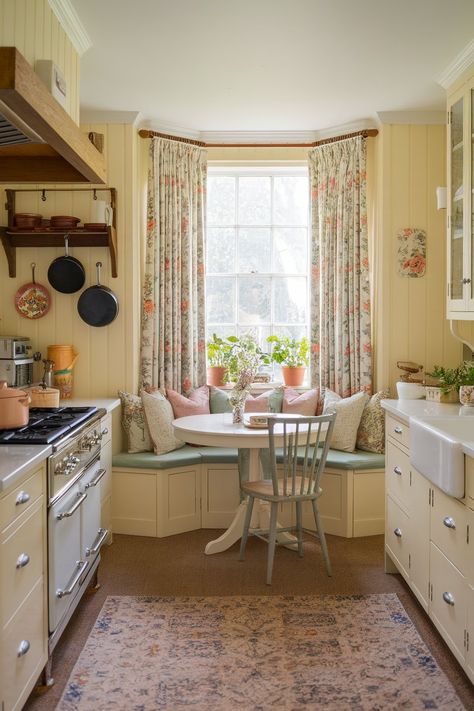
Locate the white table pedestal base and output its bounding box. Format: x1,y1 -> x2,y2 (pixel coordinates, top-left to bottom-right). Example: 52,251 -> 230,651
204,498 -> 297,555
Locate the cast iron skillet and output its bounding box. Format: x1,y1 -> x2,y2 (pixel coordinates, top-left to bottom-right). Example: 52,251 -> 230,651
48,234 -> 85,294
77,262 -> 119,327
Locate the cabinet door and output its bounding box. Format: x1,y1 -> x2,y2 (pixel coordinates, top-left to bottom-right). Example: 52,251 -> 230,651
448,92 -> 465,309
466,585 -> 474,685
408,470 -> 430,610
430,541 -> 468,666
386,494 -> 410,580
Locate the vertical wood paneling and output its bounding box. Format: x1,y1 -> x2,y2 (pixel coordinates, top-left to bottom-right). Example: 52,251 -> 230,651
377,123 -> 463,395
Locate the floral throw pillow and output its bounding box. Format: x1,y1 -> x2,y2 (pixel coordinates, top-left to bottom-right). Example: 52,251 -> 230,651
166,385 -> 210,418
118,391 -> 152,454
356,389 -> 390,454
323,389 -> 369,452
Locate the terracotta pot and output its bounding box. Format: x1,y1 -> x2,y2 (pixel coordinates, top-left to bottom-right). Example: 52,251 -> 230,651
0,381 -> 30,429
207,366 -> 227,387
281,366 -> 306,387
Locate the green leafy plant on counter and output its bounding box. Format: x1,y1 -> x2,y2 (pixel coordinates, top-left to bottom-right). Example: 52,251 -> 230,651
426,361 -> 474,393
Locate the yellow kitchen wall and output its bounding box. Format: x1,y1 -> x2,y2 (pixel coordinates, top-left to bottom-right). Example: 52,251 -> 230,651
375,123 -> 462,395
0,123 -> 141,398
0,0 -> 80,122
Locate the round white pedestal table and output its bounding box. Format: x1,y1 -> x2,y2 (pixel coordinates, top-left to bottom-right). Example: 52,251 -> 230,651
173,413 -> 318,555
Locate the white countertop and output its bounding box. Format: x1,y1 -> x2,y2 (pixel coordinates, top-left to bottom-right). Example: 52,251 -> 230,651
0,444 -> 51,493
59,398 -> 120,413
382,398 -> 474,459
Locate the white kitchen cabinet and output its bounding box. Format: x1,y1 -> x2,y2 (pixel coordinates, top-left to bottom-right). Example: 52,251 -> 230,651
447,69 -> 474,317
384,415 -> 430,610
99,412 -> 113,542
0,461 -> 48,711
384,409 -> 474,682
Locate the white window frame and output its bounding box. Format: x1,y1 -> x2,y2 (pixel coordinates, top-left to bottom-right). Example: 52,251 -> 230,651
205,163 -> 311,377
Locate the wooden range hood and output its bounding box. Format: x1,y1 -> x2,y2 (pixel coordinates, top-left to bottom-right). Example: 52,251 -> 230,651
0,47 -> 106,183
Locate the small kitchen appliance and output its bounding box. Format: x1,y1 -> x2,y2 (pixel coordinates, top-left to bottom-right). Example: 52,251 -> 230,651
0,336 -> 33,387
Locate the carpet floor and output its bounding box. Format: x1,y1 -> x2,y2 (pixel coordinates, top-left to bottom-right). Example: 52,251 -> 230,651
24,531 -> 474,710
56,594 -> 464,710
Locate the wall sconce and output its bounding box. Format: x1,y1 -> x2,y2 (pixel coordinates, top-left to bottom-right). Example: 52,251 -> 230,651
436,186 -> 447,210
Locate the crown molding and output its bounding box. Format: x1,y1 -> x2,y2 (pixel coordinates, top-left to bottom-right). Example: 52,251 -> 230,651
437,39 -> 474,89
48,0 -> 92,56
139,118 -> 377,145
377,110 -> 446,125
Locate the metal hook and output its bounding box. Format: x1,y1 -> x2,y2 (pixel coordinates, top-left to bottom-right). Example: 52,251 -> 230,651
41,189 -> 47,201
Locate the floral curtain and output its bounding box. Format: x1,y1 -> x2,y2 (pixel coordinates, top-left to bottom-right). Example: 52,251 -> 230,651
140,137 -> 207,393
308,135 -> 372,396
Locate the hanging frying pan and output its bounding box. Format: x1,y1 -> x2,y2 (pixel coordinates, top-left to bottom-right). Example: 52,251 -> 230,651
77,262 -> 119,327
15,263 -> 51,319
48,234 -> 85,294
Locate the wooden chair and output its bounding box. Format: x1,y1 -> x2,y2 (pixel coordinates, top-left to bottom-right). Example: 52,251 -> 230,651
239,413 -> 336,584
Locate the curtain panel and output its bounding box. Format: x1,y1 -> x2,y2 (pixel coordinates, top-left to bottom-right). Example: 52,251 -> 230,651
308,136 -> 372,396
140,137 -> 207,393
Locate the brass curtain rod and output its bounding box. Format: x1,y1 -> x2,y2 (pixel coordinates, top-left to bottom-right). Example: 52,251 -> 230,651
138,128 -> 378,148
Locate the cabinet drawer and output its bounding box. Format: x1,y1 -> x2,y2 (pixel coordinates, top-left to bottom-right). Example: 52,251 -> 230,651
0,497 -> 44,627
0,466 -> 44,531
386,415 -> 410,449
429,542 -> 468,665
386,441 -> 411,510
431,487 -> 469,575
386,494 -> 410,578
0,577 -> 47,711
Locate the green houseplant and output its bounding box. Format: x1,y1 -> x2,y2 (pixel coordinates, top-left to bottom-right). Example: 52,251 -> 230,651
225,333 -> 270,384
206,334 -> 232,386
266,335 -> 309,386
426,361 -> 474,404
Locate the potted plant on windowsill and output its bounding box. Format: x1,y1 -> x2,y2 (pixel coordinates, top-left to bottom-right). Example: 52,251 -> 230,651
206,334 -> 231,386
266,335 -> 309,387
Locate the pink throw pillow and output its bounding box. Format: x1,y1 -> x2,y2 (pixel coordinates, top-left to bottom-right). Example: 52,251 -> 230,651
245,391 -> 275,413
166,385 -> 210,418
282,388 -> 320,416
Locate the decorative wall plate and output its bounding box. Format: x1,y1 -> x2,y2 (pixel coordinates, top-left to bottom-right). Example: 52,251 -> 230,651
14,263 -> 51,319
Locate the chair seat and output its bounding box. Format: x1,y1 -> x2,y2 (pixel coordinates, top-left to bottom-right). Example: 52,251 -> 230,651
242,478 -> 323,501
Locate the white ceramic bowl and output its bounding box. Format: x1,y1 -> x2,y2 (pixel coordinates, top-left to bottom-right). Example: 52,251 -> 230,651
396,381 -> 425,400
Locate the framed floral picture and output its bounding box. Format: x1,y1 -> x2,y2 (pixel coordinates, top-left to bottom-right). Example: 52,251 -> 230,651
397,228 -> 426,277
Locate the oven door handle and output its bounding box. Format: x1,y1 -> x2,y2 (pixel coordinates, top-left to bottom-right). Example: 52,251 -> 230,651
56,560 -> 89,598
56,492 -> 87,520
84,468 -> 107,489
86,528 -> 109,557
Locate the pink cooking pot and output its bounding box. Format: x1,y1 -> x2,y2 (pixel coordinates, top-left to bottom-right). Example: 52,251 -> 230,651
0,381 -> 31,429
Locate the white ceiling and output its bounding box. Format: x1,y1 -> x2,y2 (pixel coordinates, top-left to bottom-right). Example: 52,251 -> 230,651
69,0 -> 474,139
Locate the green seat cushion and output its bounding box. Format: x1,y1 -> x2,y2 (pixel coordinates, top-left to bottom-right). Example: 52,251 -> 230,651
112,445 -> 203,470
275,447 -> 385,470
196,447 -> 239,463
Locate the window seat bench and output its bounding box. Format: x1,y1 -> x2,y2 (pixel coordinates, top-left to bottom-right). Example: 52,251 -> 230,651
112,446 -> 385,539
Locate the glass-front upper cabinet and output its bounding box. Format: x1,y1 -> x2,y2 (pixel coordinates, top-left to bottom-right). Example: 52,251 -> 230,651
447,74 -> 474,318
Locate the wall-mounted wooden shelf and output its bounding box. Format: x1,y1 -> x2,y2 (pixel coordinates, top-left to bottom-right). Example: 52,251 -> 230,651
1,187 -> 118,278
0,226 -> 118,278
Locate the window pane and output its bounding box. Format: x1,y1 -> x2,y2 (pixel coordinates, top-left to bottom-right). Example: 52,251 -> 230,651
207,176 -> 235,225
238,228 -> 271,273
206,325 -> 235,341
273,176 -> 309,225
273,228 -> 307,273
238,177 -> 271,224
238,276 -> 271,323
274,277 -> 307,323
207,277 -> 235,322
206,228 -> 235,273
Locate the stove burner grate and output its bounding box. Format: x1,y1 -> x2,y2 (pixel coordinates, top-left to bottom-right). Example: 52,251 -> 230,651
0,406 -> 98,444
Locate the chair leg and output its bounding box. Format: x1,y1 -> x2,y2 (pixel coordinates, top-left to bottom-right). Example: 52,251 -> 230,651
266,502 -> 279,585
239,495 -> 255,561
312,500 -> 332,577
295,501 -> 303,557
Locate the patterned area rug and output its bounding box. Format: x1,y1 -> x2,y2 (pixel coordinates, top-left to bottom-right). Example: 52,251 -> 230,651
57,594 -> 464,710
